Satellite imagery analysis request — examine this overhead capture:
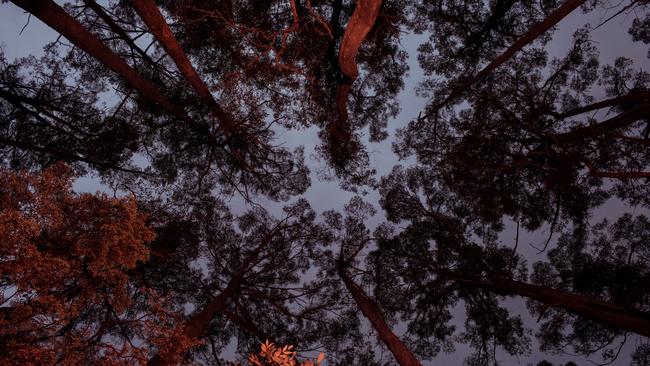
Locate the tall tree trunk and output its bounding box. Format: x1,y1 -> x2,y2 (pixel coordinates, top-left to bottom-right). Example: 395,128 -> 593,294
335,0 -> 382,123
147,274 -> 243,366
337,266 -> 423,366
554,91 -> 650,119
455,277 -> 650,338
328,0 -> 382,163
9,0 -> 184,119
425,0 -> 586,117
554,103 -> 650,143
147,240 -> 268,365
130,0 -> 239,134
338,0 -> 383,82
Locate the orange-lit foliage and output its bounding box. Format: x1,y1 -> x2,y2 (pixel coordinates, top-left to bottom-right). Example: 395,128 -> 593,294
245,341 -> 325,366
0,164 -> 194,365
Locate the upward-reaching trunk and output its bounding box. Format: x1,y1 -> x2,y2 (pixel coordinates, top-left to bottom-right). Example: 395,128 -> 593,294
147,273 -> 243,366
455,277 -> 650,338
554,90 -> 650,119
335,0 -> 382,125
130,0 -> 240,135
338,0 -> 382,82
10,0 -> 184,119
553,102 -> 650,143
425,0 -> 586,117
147,241 -> 268,365
337,265 -> 423,366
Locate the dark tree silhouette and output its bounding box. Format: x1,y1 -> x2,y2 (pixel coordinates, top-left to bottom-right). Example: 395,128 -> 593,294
0,0 -> 648,365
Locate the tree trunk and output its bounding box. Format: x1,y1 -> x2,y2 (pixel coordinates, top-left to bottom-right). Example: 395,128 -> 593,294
554,91 -> 650,119
337,266 -> 423,366
338,0 -> 383,81
147,274 -> 243,366
10,0 -> 184,119
455,277 -> 650,338
130,0 -> 239,134
426,0 -> 586,116
147,240 -> 268,365
554,103 -> 650,143
334,0 -> 382,126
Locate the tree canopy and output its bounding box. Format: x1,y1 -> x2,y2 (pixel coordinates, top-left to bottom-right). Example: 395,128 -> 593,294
1,0 -> 649,365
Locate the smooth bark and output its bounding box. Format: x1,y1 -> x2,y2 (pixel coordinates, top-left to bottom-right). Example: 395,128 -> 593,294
131,0 -> 239,134
335,0 -> 382,126
338,0 -> 383,81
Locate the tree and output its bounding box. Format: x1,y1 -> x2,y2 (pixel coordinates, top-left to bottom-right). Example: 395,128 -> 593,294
156,0 -> 408,187
418,0 -> 588,118
1,0 -> 649,364
0,163 -> 194,364
328,196 -> 423,366
8,0 -> 311,201
395,31 -> 650,230
0,49 -> 144,175
371,163 -> 650,364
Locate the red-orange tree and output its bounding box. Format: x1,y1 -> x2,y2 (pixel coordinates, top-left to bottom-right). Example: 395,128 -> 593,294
0,164 -> 194,365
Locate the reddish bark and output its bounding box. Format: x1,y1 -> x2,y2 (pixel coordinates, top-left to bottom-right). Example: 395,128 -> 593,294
337,266 -> 423,366
338,0 -> 383,81
131,0 -> 240,134
9,0 -> 184,119
335,0 -> 382,126
455,277 -> 650,338
326,0 -> 382,163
